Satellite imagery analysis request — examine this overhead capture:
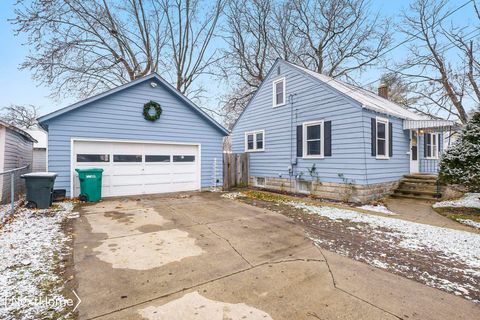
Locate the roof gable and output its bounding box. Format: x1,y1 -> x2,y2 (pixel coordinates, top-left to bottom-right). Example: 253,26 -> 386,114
38,73 -> 228,135
230,59 -> 284,131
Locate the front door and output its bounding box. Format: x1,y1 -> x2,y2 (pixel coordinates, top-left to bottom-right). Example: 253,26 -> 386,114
410,130 -> 419,173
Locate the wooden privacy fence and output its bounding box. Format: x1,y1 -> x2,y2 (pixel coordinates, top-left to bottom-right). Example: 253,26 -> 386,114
223,153 -> 249,190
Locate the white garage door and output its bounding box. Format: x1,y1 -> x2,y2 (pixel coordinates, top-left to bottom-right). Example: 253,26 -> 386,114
72,140 -> 200,197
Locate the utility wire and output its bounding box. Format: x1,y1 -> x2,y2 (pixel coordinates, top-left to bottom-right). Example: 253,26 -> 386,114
313,0 -> 475,95
371,0 -> 473,62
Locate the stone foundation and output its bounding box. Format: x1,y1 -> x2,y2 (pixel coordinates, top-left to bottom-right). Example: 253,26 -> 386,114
249,176 -> 399,203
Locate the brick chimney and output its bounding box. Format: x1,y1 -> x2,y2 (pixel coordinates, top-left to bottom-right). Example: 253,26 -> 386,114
378,83 -> 388,100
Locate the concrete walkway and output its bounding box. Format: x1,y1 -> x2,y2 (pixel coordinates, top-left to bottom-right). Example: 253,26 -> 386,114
384,197 -> 477,232
73,192 -> 480,319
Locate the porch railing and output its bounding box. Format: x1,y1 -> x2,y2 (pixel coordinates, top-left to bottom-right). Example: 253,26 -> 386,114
0,165 -> 31,222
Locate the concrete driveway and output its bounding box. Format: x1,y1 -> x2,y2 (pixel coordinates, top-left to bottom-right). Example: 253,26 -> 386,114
73,192 -> 480,320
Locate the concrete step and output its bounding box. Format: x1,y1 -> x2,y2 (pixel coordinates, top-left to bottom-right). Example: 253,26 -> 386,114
400,178 -> 437,185
403,174 -> 438,181
394,189 -> 441,197
398,182 -> 437,192
391,193 -> 438,201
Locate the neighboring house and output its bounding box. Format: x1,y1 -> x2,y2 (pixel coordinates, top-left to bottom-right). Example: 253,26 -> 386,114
0,120 -> 36,204
26,128 -> 48,172
231,59 -> 455,202
38,73 -> 228,198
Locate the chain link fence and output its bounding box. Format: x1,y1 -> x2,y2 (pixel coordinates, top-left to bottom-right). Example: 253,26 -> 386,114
0,165 -> 31,223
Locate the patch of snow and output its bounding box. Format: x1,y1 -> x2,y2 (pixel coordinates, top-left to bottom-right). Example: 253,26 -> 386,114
358,204 -> 397,215
433,193 -> 480,209
370,259 -> 389,269
0,198 -> 25,224
288,201 -> 480,270
221,192 -> 245,200
419,271 -> 478,300
457,219 -> 480,229
0,202 -> 75,319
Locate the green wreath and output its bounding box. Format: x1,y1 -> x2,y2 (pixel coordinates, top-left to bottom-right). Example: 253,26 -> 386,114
143,101 -> 162,121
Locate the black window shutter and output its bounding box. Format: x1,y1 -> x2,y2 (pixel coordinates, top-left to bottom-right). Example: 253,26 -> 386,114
296,125 -> 303,157
324,121 -> 332,156
371,118 -> 376,156
389,122 -> 393,157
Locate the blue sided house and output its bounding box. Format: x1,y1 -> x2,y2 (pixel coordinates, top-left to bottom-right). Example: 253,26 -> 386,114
38,73 -> 228,198
231,59 -> 456,202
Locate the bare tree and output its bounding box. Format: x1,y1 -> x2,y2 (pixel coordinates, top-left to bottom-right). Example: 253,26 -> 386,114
13,0 -> 223,100
159,0 -> 225,96
220,0 -> 276,127
396,0 -> 480,123
0,105 -> 39,129
285,0 -> 392,78
220,0 -> 392,125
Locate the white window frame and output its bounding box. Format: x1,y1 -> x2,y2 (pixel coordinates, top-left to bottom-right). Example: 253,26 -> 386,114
272,77 -> 286,108
375,117 -> 389,160
244,130 -> 265,152
425,132 -> 439,159
302,120 -> 324,159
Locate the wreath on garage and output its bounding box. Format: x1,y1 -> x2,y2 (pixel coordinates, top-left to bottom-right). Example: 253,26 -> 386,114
143,100 -> 162,121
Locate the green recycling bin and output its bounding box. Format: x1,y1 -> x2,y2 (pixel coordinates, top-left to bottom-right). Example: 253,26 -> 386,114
21,172 -> 58,209
75,168 -> 104,202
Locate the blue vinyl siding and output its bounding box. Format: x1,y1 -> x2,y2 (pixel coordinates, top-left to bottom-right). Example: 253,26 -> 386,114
231,60 -> 417,185
43,80 -> 224,196
232,60 -> 370,184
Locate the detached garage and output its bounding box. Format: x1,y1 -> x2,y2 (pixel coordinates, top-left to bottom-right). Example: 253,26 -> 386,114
38,73 -> 228,198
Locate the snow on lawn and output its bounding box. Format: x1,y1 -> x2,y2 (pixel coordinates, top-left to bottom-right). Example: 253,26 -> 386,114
221,192 -> 245,200
357,204 -> 397,215
287,201 -> 480,302
289,202 -> 480,269
0,202 -> 75,320
433,193 -> 480,209
458,219 -> 480,229
0,198 -> 24,224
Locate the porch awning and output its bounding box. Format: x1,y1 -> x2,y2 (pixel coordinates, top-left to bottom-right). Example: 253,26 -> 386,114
403,119 -> 457,130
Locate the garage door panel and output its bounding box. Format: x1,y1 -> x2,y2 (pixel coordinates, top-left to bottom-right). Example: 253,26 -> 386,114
111,166 -> 144,175
171,164 -> 196,173
172,172 -> 196,180
142,174 -> 171,184
143,165 -> 172,174
73,140 -> 199,197
170,182 -> 198,192
111,174 -> 146,185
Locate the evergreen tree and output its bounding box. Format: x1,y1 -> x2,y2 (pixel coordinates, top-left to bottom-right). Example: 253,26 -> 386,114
439,109 -> 480,191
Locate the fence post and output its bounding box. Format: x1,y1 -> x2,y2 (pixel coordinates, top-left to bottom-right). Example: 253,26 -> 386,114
10,172 -> 15,215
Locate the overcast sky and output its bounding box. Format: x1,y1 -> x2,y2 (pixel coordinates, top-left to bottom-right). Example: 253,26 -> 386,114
0,0 -> 477,118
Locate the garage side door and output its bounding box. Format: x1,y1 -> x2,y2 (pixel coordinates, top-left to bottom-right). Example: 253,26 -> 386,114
73,140 -> 199,197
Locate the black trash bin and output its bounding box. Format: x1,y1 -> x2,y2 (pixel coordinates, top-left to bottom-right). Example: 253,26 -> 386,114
21,172 -> 58,209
